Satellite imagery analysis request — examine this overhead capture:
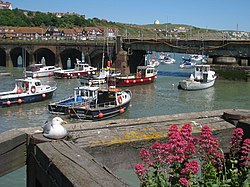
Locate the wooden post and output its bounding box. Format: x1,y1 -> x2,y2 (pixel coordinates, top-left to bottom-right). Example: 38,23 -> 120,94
27,136 -> 129,187
0,129 -> 26,177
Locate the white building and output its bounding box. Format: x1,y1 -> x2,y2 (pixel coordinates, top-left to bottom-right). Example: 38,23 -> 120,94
154,20 -> 160,25
0,1 -> 12,10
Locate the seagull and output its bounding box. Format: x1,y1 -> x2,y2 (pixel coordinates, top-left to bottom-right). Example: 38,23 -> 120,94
42,117 -> 68,139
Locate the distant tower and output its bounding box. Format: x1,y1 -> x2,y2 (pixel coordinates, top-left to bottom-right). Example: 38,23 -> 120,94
154,20 -> 160,25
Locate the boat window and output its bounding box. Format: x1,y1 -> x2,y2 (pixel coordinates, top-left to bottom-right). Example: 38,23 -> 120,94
35,82 -> 41,86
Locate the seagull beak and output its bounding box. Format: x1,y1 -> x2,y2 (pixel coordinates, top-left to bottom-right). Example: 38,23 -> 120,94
62,120 -> 67,125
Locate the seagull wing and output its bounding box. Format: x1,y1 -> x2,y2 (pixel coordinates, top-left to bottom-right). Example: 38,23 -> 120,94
42,121 -> 52,134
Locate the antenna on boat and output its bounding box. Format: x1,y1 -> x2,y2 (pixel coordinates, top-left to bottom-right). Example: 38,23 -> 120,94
22,48 -> 27,78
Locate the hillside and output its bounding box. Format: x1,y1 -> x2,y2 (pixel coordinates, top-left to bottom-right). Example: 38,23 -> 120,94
0,8 -> 249,40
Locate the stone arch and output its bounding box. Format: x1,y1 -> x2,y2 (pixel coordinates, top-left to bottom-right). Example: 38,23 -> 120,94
60,48 -> 83,69
33,48 -> 55,66
88,48 -> 110,69
0,48 -> 6,67
10,47 -> 29,67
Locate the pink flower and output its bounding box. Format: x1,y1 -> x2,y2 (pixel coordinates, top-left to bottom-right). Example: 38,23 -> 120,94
139,149 -> 151,164
169,124 -> 179,136
179,177 -> 189,187
240,138 -> 250,166
134,164 -> 149,176
230,128 -> 244,155
181,160 -> 199,176
181,123 -> 193,141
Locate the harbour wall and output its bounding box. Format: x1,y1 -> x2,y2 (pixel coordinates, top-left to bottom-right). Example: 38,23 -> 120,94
0,109 -> 250,186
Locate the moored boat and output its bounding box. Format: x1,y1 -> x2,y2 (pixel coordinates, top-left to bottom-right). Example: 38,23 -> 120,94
146,52 -> 160,68
0,77 -> 57,107
79,67 -> 121,86
25,63 -> 62,78
159,53 -> 176,64
109,66 -> 157,87
54,59 -> 97,79
190,54 -> 208,63
48,85 -> 132,121
178,64 -> 217,90
48,85 -> 99,114
179,58 -> 196,69
68,87 -> 132,120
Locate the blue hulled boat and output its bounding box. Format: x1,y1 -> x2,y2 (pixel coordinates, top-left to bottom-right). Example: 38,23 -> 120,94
0,77 -> 57,107
48,85 -> 132,121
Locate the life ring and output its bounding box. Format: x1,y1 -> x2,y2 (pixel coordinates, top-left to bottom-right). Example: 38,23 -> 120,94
31,86 -> 36,93
118,96 -> 122,105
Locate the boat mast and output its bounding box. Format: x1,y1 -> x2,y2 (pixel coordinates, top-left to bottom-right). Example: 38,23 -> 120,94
101,37 -> 105,69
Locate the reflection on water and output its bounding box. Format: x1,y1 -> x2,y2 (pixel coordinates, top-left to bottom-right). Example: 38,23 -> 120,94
1,53 -> 250,186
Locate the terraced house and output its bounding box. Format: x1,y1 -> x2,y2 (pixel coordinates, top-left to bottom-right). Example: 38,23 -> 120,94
0,26 -> 118,41
0,1 -> 12,10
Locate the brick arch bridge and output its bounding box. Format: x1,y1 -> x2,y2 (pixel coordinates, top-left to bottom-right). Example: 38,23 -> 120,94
0,41 -> 117,69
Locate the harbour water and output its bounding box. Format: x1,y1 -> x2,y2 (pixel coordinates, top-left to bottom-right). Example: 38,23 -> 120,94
0,53 -> 250,186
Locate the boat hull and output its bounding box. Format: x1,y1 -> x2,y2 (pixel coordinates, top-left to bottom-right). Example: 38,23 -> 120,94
48,97 -> 77,114
69,100 -> 131,121
178,79 -> 216,90
26,70 -> 58,78
0,89 -> 55,107
54,71 -> 93,79
111,75 -> 157,87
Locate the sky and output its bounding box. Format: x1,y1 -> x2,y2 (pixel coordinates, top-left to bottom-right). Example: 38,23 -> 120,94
9,0 -> 250,32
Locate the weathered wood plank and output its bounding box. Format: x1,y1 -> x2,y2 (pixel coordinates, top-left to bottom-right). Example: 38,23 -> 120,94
0,129 -> 26,177
28,140 -> 129,187
69,114 -> 235,149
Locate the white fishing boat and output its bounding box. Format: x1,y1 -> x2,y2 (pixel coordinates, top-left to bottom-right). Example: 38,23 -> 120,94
79,67 -> 121,86
54,59 -> 97,79
190,54 -> 208,63
159,53 -> 175,64
178,65 -> 217,90
0,77 -> 57,107
25,63 -> 62,78
146,52 -> 160,68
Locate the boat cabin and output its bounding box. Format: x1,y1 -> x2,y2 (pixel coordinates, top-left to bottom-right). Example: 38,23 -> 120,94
74,86 -> 99,103
136,66 -> 156,78
194,65 -> 215,82
15,77 -> 44,94
73,86 -> 123,107
98,68 -> 121,78
26,64 -> 45,72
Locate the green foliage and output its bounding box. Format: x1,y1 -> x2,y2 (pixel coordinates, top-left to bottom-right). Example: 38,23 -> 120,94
0,8 -> 213,38
217,70 -> 247,81
0,9 -> 91,28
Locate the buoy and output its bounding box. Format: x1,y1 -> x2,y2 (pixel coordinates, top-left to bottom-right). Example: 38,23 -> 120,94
133,80 -> 136,83
17,89 -> 22,94
98,112 -> 104,118
149,78 -> 152,81
140,79 -> 143,82
126,80 -> 129,84
120,108 -> 125,113
42,93 -> 46,98
6,100 -> 11,105
17,98 -> 22,104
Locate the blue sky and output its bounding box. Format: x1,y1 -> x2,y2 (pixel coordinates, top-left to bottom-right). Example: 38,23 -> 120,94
10,0 -> 250,32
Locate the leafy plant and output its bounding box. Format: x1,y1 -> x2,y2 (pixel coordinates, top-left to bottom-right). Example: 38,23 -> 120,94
135,124 -> 250,187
